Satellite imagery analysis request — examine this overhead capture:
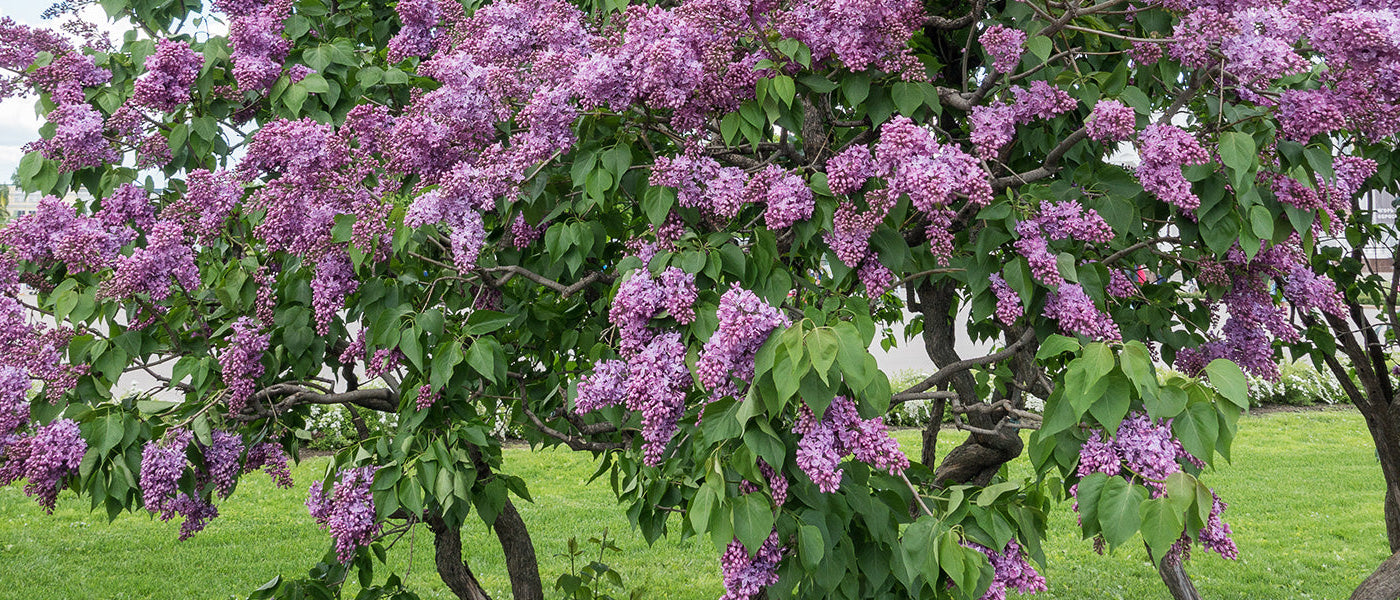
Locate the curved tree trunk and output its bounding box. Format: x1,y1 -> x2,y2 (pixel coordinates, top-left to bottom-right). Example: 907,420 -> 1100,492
1353,550 -> 1400,600
1155,548 -> 1202,600
429,512 -> 494,600
494,498 -> 544,600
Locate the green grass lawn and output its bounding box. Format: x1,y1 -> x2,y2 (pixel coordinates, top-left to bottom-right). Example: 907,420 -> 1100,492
0,408 -> 1387,599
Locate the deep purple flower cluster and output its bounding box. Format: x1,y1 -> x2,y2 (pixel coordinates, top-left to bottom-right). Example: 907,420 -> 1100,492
204,430 -> 244,499
415,384 -> 441,410
0,365 -> 29,440
751,166 -> 815,230
0,296 -> 84,397
738,459 -> 790,506
140,428 -> 192,517
306,466 -> 380,562
793,396 -> 909,493
970,102 -> 1017,158
1136,124 -> 1211,212
1107,270 -> 1138,298
719,530 -> 785,600
962,539 -> 1048,600
697,284 -> 790,400
989,274 -> 1024,325
0,196 -> 122,273
1086,99 -> 1136,142
0,418 -> 85,511
980,25 -> 1026,73
780,0 -> 925,75
244,441 -> 294,488
131,39 -> 201,112
1012,199 -> 1114,288
219,317 -> 269,415
510,215 -> 544,248
104,220 -> 199,302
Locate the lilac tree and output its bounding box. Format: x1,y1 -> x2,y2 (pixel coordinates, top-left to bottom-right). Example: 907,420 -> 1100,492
0,0 -> 1395,599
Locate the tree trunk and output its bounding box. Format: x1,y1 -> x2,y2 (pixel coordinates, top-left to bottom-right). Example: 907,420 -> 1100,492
1353,551 -> 1400,600
1156,549 -> 1202,600
494,498 -> 544,600
428,512 -> 494,600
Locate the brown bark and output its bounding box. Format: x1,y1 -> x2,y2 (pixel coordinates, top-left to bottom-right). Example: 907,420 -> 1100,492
494,499 -> 544,600
1352,551 -> 1400,600
1156,548 -> 1202,600
428,512 -> 493,600
913,280 -> 1027,487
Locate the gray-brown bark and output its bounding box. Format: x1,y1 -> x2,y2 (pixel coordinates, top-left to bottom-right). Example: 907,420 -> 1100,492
428,512 -> 494,600
1156,549 -> 1202,600
494,499 -> 544,600
1352,550 -> 1400,600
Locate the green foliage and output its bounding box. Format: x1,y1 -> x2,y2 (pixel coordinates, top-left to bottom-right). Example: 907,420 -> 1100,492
555,530 -> 643,600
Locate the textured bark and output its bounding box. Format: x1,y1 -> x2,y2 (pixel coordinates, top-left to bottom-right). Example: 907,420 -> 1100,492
494,498 -> 544,600
1156,549 -> 1202,600
428,512 -> 493,600
913,280 -> 1027,487
1352,551 -> 1400,600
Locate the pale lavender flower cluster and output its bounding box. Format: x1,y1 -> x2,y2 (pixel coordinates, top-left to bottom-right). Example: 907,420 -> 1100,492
989,273 -> 1023,325
970,102 -> 1017,159
1136,124 -> 1211,212
131,39 -> 202,112
980,25 -> 1027,73
1044,283 -> 1122,343
962,539 -> 1048,600
750,166 -> 815,230
792,396 -> 909,493
218,317 -> 269,415
27,102 -> 118,171
388,0 -> 441,62
1012,81 -> 1077,123
697,284 -> 790,400
307,466 -> 380,562
578,269 -> 698,464
165,168 -> 242,243
719,531 -> 785,600
779,0 -> 925,75
0,418 -> 85,512
97,184 -> 157,233
1086,99 -> 1136,142
104,221 -> 198,302
608,268 -> 698,356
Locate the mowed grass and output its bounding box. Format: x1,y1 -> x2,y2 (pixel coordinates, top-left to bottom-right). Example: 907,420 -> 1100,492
0,409 -> 1387,599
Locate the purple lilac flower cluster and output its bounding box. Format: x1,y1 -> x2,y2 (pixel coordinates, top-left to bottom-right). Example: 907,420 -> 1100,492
388,0 -> 441,62
697,284 -> 790,400
244,441 -> 294,488
137,428 -> 225,538
719,530 -> 785,600
0,418 -> 85,511
131,39 -> 202,112
0,294 -> 85,397
792,396 -> 908,493
989,273 -> 1024,325
779,0 -> 925,75
962,539 -> 1048,600
738,459 -> 790,506
980,25 -> 1027,73
1086,99 -> 1136,142
218,317 -> 270,415
306,466 -> 380,562
229,0 -> 293,93
0,195 -> 123,273
1044,283 -> 1122,343
1012,199 -> 1114,287
1073,412 -> 1238,561
1136,124 -> 1211,212
1175,236 -> 1344,380
971,82 -> 1074,158
577,269 -> 698,465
